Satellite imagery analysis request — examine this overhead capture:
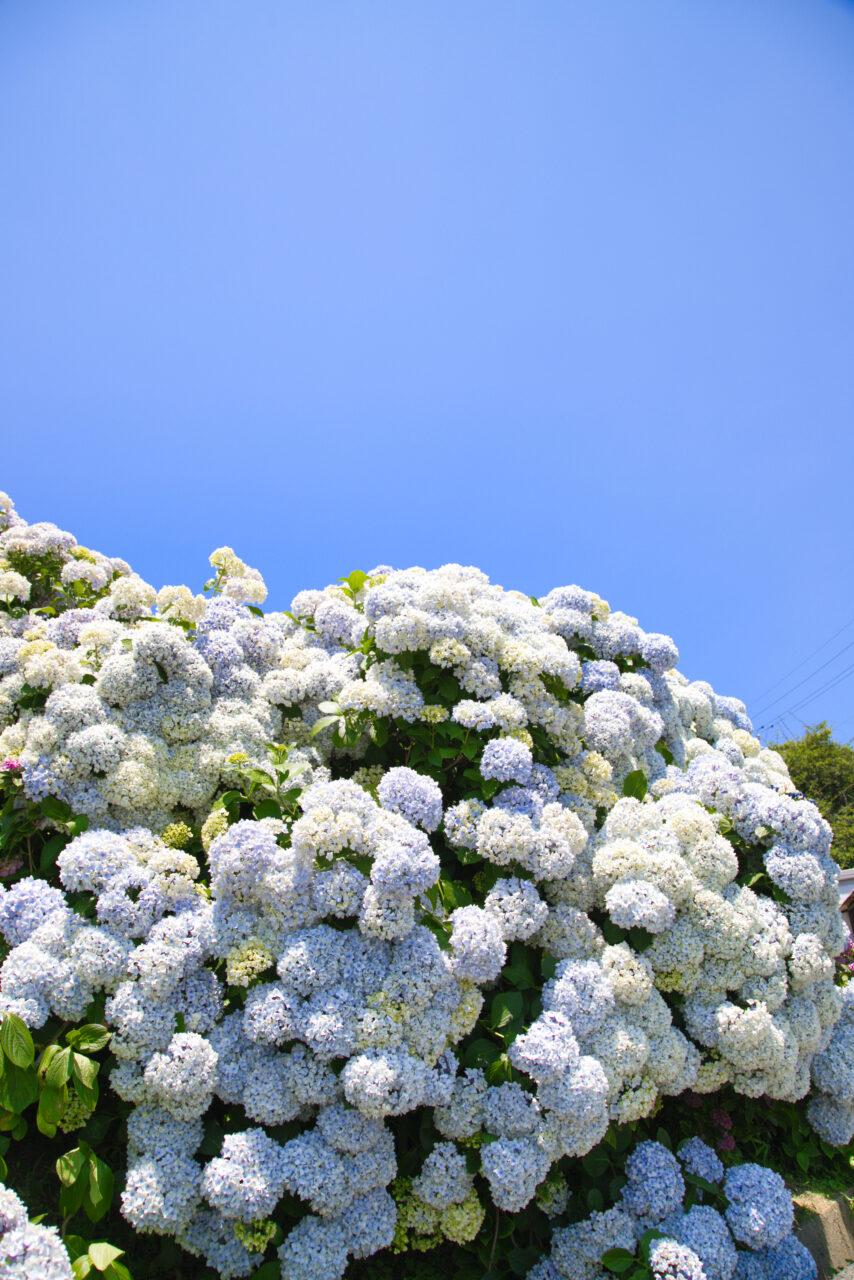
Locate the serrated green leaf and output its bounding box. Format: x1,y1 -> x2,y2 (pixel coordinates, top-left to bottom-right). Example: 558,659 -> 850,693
0,1014 -> 34,1068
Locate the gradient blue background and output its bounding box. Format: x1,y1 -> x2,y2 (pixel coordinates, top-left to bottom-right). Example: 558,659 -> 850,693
2,0 -> 853,741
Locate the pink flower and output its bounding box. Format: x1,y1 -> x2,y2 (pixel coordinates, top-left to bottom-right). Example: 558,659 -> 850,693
0,758 -> 21,772
0,857 -> 23,878
717,1132 -> 736,1152
710,1108 -> 733,1131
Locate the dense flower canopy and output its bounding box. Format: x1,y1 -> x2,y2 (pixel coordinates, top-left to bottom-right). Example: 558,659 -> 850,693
0,491 -> 841,1279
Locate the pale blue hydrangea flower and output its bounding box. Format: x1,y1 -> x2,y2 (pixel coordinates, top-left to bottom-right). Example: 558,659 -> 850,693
723,1164 -> 793,1250
648,1237 -> 707,1280
509,1011 -> 580,1084
480,1135 -> 550,1211
448,905 -> 506,983
201,1128 -> 287,1222
581,660 -> 621,694
748,1235 -> 816,1280
121,1152 -> 202,1234
378,766 -> 443,832
605,878 -> 676,933
412,1141 -> 472,1209
0,1221 -> 74,1279
669,1205 -> 737,1280
338,1187 -> 397,1259
0,877 -> 68,945
543,958 -> 615,1038
622,1142 -> 685,1221
278,1215 -> 349,1280
480,737 -> 533,784
677,1137 -> 724,1186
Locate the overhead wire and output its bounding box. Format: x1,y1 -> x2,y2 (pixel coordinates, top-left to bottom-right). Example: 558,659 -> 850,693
748,614 -> 854,708
751,638 -> 854,719
757,662 -> 854,733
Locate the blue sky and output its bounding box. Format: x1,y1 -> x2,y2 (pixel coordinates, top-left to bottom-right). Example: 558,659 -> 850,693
2,0 -> 853,742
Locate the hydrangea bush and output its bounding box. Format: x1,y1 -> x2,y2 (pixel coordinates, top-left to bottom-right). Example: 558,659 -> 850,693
0,490 -> 848,1279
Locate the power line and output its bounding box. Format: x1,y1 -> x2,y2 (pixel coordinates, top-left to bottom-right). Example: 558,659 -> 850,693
751,638 -> 854,718
758,662 -> 854,733
748,614 -> 854,708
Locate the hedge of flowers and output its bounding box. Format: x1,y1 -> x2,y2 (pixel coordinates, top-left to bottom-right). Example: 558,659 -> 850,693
0,490 -> 849,1280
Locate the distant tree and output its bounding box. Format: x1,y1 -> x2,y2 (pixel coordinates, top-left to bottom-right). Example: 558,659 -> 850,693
774,723 -> 854,869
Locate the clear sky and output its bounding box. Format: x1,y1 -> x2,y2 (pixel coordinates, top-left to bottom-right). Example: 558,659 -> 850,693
2,0 -> 853,743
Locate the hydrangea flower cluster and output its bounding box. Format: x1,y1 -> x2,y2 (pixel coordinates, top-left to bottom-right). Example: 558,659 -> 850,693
0,494 -> 842,1277
0,1182 -> 73,1279
536,1138 -> 815,1280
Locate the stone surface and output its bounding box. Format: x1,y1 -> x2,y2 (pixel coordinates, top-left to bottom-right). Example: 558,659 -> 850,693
795,1190 -> 854,1280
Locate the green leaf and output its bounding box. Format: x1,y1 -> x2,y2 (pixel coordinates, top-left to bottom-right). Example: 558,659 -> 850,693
57,1146 -> 89,1188
68,814 -> 89,837
796,1149 -> 811,1171
0,1014 -> 34,1068
153,660 -> 168,683
88,1242 -> 124,1271
601,1248 -> 637,1274
40,832 -> 67,873
638,1229 -> 667,1264
317,701 -> 341,714
654,739 -> 674,765
462,1038 -> 501,1068
0,1061 -> 38,1114
66,1025 -> 111,1054
39,1084 -> 68,1124
309,714 -> 342,739
45,1046 -> 72,1089
63,1235 -> 90,1263
105,1260 -> 133,1280
582,1151 -> 610,1178
72,1258 -> 94,1280
84,1154 -> 114,1221
508,1247 -> 543,1275
622,770 -> 648,800
71,1054 -> 99,1089
586,1187 -> 604,1212
247,605 -> 265,618
41,795 -> 72,822
251,1264 -> 282,1280
489,991 -> 524,1032
36,1112 -> 57,1138
253,798 -> 282,821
